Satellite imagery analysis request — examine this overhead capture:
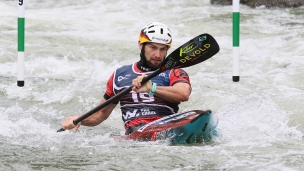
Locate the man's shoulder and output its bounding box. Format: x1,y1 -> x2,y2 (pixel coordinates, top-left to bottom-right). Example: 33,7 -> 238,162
169,68 -> 189,76
116,63 -> 135,71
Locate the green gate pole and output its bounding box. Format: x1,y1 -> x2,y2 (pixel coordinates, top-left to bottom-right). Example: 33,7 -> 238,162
18,0 -> 25,87
232,0 -> 240,82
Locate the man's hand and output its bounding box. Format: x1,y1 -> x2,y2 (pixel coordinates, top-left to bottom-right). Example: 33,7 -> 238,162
132,74 -> 152,93
61,115 -> 82,133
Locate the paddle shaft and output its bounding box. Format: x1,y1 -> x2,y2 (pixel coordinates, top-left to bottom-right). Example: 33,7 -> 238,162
57,69 -> 162,132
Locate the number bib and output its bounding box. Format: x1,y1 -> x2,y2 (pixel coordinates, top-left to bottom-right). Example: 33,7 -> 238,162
113,64 -> 183,123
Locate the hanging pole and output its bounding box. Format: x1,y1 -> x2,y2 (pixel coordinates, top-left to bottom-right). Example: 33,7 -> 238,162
232,0 -> 240,82
17,0 -> 25,87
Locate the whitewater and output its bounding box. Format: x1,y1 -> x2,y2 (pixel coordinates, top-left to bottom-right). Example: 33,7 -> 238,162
0,0 -> 303,170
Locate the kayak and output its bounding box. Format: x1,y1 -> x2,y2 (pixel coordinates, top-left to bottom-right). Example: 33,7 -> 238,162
125,110 -> 218,144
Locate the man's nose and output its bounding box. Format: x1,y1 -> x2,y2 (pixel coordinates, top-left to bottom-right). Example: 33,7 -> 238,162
155,49 -> 162,57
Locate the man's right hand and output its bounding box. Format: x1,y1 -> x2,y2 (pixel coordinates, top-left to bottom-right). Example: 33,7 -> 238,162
61,115 -> 82,133
132,74 -> 152,93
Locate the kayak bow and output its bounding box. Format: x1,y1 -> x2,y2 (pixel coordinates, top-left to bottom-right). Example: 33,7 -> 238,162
125,110 -> 218,144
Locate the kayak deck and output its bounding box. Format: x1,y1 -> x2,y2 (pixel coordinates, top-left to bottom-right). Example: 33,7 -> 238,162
125,110 -> 218,144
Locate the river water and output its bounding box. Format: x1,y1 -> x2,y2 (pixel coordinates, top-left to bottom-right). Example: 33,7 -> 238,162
1,0 -> 303,170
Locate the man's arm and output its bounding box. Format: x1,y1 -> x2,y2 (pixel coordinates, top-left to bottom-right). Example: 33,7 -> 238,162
61,97 -> 117,132
132,75 -> 191,103
152,82 -> 190,103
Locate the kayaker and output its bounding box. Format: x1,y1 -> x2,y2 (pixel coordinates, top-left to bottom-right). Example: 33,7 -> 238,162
61,22 -> 191,135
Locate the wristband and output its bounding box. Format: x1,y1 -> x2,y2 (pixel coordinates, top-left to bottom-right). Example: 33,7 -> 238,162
148,82 -> 157,95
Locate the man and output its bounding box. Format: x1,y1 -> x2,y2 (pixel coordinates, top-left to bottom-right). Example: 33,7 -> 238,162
61,22 -> 191,135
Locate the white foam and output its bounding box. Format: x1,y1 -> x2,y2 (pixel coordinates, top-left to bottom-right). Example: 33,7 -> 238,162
217,93 -> 302,146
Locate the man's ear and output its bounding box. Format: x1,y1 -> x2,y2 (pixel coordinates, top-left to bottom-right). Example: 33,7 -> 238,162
138,41 -> 143,50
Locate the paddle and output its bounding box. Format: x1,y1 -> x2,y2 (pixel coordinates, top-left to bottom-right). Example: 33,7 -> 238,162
57,33 -> 220,132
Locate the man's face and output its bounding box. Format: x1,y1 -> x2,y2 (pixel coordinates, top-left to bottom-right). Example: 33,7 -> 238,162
139,42 -> 169,69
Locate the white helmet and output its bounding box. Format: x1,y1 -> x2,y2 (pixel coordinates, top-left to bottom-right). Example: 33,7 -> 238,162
139,22 -> 172,47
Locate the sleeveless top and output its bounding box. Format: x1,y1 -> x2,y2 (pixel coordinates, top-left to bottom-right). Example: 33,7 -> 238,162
105,63 -> 190,125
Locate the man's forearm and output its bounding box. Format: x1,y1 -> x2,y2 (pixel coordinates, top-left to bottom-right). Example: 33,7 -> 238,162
153,83 -> 191,103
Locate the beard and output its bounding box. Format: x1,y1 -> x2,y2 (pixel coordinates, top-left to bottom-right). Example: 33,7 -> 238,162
145,58 -> 162,70
140,44 -> 166,71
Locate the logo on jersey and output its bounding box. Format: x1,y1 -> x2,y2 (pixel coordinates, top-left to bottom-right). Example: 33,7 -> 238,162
118,74 -> 131,82
141,108 -> 156,116
140,66 -> 151,72
158,73 -> 166,78
123,108 -> 157,120
123,109 -> 140,120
